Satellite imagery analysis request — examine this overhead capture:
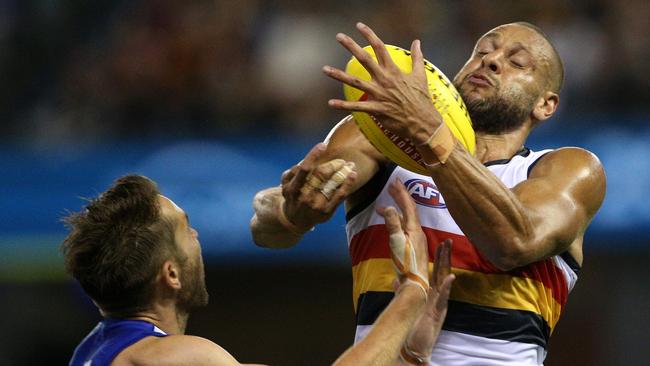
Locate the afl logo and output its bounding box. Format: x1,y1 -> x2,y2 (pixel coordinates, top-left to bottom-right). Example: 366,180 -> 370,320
404,179 -> 446,208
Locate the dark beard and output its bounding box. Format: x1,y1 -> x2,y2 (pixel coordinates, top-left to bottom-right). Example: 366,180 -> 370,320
177,259 -> 209,312
455,81 -> 536,134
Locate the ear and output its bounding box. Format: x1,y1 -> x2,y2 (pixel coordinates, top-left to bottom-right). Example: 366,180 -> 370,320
532,91 -> 559,122
161,260 -> 182,291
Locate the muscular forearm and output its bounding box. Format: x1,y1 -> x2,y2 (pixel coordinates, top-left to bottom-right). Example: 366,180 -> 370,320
250,187 -> 307,248
332,286 -> 426,366
427,143 -> 537,270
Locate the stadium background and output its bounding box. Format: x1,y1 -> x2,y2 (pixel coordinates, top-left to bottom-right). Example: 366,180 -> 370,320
1,1 -> 648,365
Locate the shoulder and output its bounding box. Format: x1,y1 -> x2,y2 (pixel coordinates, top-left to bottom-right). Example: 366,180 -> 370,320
530,147 -> 606,212
531,147 -> 604,178
112,335 -> 240,366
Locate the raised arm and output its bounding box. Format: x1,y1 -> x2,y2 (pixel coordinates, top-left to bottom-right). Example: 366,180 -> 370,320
250,116 -> 385,248
397,240 -> 454,365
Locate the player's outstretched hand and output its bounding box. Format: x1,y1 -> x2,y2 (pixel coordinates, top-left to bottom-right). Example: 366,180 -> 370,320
378,180 -> 430,297
401,239 -> 455,364
279,143 -> 357,232
323,22 -> 443,146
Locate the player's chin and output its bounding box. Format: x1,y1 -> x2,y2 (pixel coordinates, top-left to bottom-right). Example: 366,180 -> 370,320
460,90 -> 484,104
460,85 -> 492,103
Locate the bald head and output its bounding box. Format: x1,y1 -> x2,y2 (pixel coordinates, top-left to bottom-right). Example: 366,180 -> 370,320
452,22 -> 564,133
509,21 -> 564,93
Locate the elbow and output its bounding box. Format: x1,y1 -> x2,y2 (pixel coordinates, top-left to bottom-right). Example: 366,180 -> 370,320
250,223 -> 269,248
488,215 -> 540,271
490,255 -> 523,272
249,215 -> 275,248
249,214 -> 299,249
487,237 -> 533,271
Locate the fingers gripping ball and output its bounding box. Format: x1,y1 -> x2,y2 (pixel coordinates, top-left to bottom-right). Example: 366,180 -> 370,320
343,45 -> 476,175
389,230 -> 429,296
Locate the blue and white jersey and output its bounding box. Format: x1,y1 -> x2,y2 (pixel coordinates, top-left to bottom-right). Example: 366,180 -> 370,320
70,318 -> 167,366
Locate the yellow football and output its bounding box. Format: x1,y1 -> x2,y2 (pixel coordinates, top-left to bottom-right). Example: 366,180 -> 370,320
343,45 -> 475,175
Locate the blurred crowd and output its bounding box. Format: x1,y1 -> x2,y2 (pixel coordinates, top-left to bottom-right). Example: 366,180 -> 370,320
1,0 -> 647,146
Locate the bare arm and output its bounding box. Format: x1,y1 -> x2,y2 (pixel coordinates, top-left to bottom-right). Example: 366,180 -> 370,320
334,286 -> 426,366
250,116 -> 384,248
426,145 -> 605,269
398,240 -> 455,364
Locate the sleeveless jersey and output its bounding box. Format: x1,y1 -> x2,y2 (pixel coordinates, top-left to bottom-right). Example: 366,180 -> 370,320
70,317 -> 167,366
346,148 -> 581,366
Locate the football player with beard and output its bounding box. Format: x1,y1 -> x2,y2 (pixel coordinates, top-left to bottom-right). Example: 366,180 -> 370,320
251,22 -> 606,365
63,175 -> 454,366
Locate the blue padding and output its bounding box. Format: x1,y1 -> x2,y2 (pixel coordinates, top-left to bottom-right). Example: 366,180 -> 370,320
1,123 -> 650,261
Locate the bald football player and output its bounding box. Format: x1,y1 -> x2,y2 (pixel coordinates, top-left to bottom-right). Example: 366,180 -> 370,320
251,22 -> 605,365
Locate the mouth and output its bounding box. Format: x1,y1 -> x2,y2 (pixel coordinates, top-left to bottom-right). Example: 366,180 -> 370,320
467,73 -> 493,87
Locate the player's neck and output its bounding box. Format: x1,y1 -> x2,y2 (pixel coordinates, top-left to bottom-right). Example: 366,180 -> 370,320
124,303 -> 189,335
474,126 -> 531,164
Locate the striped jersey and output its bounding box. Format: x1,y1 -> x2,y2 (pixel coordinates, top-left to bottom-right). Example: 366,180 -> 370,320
346,148 -> 580,366
70,317 -> 167,366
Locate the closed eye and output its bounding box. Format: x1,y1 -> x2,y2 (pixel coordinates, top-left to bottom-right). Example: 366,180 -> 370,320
508,48 -> 531,69
510,60 -> 524,68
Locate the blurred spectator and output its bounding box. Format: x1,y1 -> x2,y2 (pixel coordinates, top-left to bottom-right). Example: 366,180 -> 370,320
0,0 -> 647,146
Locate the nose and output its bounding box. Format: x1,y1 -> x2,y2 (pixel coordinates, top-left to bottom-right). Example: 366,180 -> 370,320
481,50 -> 502,74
